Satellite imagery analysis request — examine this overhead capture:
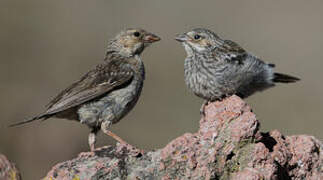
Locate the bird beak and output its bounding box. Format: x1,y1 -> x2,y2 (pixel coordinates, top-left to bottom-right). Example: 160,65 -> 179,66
175,34 -> 188,42
143,33 -> 161,43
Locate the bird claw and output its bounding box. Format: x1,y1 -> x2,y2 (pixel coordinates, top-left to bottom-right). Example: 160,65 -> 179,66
200,101 -> 208,117
200,107 -> 205,116
101,127 -> 143,157
116,142 -> 143,157
78,151 -> 95,158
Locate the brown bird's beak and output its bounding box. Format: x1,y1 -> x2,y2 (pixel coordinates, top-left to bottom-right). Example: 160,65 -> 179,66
175,34 -> 188,42
143,33 -> 161,43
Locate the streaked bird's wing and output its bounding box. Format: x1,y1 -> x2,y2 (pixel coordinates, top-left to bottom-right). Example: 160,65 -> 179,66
45,62 -> 133,115
214,40 -> 247,64
10,59 -> 134,127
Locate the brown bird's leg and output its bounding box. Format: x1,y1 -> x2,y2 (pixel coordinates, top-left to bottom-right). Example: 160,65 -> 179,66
78,128 -> 99,157
101,121 -> 140,154
88,133 -> 96,151
88,127 -> 99,151
104,130 -> 129,145
200,100 -> 209,117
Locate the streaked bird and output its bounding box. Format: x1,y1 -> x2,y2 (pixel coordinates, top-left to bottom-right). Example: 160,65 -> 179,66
175,28 -> 299,114
10,28 -> 160,151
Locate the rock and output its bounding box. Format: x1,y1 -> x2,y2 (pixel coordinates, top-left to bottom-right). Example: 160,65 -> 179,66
0,154 -> 21,180
44,95 -> 323,180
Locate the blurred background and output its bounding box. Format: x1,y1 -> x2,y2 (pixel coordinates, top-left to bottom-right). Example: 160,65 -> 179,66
1,0 -> 322,179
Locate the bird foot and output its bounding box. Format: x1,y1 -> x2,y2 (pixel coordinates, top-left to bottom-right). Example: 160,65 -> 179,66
116,142 -> 143,157
200,101 -> 209,117
103,129 -> 143,157
78,151 -> 95,158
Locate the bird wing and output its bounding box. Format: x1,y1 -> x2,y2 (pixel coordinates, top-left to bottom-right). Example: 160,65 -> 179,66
44,61 -> 134,115
214,40 -> 247,64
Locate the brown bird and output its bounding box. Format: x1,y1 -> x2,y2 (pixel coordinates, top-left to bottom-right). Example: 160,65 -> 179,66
10,28 -> 160,151
175,28 -> 300,114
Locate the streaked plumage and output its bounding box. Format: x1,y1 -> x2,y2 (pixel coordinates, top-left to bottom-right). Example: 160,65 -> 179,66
10,28 -> 160,151
175,28 -> 299,112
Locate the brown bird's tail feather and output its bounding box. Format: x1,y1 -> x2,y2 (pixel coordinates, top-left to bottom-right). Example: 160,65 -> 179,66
9,114 -> 49,127
273,73 -> 300,83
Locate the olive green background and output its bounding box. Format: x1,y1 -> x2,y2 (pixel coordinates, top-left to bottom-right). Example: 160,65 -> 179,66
1,0 -> 322,179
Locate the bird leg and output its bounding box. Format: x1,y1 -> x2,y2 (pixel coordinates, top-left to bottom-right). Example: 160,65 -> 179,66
88,132 -> 96,152
88,127 -> 100,151
78,128 -> 99,157
101,121 -> 141,155
200,100 -> 209,116
103,129 -> 129,145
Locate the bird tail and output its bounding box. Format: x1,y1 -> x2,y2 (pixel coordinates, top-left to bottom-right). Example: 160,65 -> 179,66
9,114 -> 49,127
273,73 -> 300,83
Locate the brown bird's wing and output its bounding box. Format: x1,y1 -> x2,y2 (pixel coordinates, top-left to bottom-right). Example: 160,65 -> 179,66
10,60 -> 134,127
214,40 -> 247,64
45,64 -> 134,115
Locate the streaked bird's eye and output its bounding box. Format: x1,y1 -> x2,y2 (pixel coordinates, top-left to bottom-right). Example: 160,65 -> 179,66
133,32 -> 141,37
194,34 -> 201,40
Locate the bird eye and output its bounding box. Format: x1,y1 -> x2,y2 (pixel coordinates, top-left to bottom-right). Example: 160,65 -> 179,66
133,32 -> 141,37
194,34 -> 201,40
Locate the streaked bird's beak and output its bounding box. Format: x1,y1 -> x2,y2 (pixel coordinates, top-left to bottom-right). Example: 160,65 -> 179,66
175,34 -> 188,42
144,33 -> 161,43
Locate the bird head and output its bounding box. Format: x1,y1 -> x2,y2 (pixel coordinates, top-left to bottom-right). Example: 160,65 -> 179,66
107,28 -> 160,58
175,28 -> 223,56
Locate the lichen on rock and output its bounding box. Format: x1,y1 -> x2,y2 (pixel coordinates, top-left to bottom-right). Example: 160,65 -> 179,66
43,95 -> 323,180
0,154 -> 21,180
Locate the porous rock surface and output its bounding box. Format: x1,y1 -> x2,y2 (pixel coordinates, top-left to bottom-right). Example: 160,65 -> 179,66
0,154 -> 21,180
44,95 -> 323,180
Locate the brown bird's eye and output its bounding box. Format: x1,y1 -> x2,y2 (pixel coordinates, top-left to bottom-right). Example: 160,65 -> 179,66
194,34 -> 201,40
133,32 -> 140,37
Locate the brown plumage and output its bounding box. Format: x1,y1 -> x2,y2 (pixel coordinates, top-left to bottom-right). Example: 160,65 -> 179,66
10,28 -> 160,151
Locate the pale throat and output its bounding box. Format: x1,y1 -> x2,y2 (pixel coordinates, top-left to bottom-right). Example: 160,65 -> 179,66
183,43 -> 194,57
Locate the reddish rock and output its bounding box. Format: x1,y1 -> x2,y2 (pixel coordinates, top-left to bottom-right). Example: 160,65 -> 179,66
0,154 -> 21,180
43,95 -> 323,180
286,135 -> 323,179
231,168 -> 264,180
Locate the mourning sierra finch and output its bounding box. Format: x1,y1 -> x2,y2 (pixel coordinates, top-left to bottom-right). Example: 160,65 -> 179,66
175,28 -> 299,114
10,28 -> 160,151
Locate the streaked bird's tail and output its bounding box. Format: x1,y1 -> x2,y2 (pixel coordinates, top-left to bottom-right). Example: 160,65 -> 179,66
9,114 -> 48,127
273,73 -> 300,83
